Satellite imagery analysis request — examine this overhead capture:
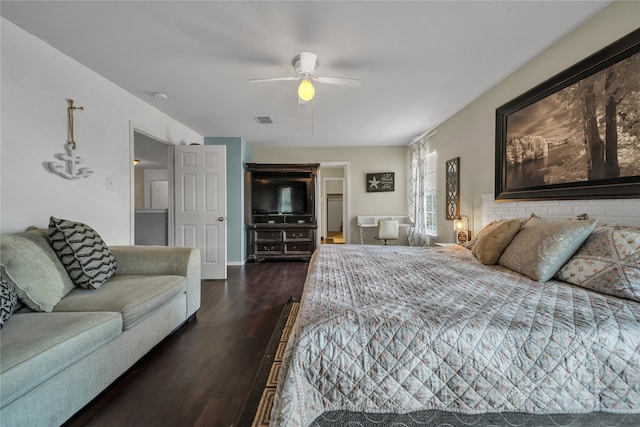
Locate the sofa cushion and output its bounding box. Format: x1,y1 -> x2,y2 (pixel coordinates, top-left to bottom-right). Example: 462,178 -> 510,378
1,276 -> 18,328
0,311 -> 122,407
48,217 -> 117,289
54,275 -> 186,330
0,229 -> 76,312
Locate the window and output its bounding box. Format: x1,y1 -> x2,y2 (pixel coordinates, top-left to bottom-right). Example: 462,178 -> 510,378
424,152 -> 437,235
408,140 -> 436,246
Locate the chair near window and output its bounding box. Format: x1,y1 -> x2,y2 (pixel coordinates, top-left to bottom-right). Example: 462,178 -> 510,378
377,220 -> 399,245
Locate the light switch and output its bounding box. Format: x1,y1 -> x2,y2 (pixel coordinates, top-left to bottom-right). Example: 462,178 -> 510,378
106,177 -> 114,190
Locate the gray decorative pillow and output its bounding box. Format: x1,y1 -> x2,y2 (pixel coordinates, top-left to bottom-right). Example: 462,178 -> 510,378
555,225 -> 640,302
498,216 -> 597,282
1,230 -> 76,312
0,275 -> 18,328
48,217 -> 117,289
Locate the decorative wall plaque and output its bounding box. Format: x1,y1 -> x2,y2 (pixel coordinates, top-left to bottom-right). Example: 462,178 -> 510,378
445,157 -> 460,220
366,172 -> 394,192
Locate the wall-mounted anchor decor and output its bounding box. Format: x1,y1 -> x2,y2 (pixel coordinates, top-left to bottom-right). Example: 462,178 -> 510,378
47,99 -> 93,179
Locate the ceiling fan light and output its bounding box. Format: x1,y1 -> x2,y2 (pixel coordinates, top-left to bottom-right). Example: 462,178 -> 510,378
298,79 -> 315,101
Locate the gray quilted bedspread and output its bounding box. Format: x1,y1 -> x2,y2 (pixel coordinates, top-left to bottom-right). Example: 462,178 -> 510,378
271,244 -> 640,427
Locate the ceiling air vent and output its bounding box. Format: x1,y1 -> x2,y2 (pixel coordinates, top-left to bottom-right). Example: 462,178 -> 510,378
254,116 -> 273,124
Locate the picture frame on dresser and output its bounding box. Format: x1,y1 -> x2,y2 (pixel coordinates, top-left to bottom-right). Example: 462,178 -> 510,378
495,27 -> 640,201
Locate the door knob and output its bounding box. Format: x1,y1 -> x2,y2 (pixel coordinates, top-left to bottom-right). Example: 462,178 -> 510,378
218,217 -> 224,221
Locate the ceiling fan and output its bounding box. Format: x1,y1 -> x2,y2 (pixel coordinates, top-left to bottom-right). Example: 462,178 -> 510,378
248,52 -> 362,102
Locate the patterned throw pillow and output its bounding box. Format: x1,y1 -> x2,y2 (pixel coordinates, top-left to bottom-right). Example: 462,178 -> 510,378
1,275 -> 18,328
48,217 -> 117,289
555,225 -> 640,302
498,216 -> 597,282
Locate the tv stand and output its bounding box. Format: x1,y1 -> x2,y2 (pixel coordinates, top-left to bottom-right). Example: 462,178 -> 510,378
245,163 -> 319,262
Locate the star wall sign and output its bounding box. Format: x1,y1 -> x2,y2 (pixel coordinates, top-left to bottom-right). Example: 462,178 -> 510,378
366,172 -> 394,192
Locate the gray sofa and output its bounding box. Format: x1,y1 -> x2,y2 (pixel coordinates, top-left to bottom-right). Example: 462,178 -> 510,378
0,228 -> 201,426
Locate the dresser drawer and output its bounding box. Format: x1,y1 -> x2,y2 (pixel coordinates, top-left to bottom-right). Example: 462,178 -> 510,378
284,242 -> 313,254
283,229 -> 312,241
255,243 -> 283,255
254,230 -> 282,242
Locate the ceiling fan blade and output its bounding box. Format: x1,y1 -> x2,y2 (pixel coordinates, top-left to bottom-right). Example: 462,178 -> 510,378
248,77 -> 299,83
298,52 -> 318,74
316,76 -> 362,87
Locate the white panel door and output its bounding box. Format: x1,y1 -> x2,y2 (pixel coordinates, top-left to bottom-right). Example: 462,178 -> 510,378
174,145 -> 227,279
149,180 -> 169,209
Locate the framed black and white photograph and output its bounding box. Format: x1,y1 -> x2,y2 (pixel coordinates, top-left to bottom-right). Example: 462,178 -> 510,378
366,172 -> 394,192
495,28 -> 640,201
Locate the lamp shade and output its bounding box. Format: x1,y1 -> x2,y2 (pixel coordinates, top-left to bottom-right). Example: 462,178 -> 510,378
454,216 -> 468,231
298,79 -> 315,101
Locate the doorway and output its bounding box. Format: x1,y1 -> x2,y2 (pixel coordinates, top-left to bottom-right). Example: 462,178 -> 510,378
132,130 -> 173,246
318,162 -> 350,245
325,193 -> 344,243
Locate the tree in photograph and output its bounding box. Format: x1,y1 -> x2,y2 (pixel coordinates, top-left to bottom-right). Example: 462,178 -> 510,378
554,51 -> 640,180
613,52 -> 640,176
604,68 -> 621,178
581,79 -> 606,180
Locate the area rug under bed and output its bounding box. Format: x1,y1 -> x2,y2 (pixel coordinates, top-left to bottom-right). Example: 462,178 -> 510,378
236,300 -> 299,427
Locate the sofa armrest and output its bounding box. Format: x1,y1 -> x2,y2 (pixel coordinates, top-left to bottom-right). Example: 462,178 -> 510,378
110,246 -> 201,317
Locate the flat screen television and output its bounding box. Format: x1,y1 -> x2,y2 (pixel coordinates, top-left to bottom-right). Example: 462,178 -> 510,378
252,179 -> 309,214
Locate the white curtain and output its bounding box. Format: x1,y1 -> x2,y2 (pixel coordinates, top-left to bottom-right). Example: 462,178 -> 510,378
408,139 -> 436,246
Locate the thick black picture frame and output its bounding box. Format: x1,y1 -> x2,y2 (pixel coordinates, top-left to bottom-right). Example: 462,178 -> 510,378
495,28 -> 640,201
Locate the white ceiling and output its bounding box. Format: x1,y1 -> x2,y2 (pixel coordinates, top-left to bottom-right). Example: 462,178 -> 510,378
1,1 -> 610,148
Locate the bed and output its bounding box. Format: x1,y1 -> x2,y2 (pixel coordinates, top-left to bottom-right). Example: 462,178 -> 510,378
270,217 -> 640,427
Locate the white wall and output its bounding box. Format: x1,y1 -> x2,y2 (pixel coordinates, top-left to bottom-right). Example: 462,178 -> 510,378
481,193 -> 640,228
1,19 -> 202,244
423,1 -> 640,242
253,146 -> 408,243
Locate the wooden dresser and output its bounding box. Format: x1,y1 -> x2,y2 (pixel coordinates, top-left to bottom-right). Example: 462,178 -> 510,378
245,163 -> 319,262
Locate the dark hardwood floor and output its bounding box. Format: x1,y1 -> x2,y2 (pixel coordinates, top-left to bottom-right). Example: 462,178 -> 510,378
64,262 -> 308,427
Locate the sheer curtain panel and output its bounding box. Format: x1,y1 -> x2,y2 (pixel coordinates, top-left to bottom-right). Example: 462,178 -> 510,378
408,140 -> 436,246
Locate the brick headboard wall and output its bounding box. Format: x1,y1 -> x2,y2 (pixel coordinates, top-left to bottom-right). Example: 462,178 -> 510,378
481,193 -> 640,228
